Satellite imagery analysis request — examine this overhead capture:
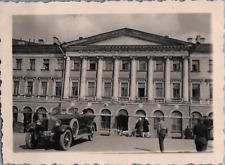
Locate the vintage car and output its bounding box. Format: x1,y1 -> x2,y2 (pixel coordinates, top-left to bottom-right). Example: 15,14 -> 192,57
25,111 -> 95,150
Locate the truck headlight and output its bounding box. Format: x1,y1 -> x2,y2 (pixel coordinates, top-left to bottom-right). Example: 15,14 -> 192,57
56,120 -> 61,126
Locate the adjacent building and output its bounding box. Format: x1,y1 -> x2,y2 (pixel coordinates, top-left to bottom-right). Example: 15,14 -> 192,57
13,28 -> 213,137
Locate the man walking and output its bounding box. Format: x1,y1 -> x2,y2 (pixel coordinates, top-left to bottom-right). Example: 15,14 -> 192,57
157,117 -> 167,152
193,117 -> 209,152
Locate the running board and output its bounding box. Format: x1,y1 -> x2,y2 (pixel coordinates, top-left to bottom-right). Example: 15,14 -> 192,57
74,133 -> 91,140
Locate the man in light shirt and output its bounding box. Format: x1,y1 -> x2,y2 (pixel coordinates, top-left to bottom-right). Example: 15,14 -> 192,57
157,117 -> 168,152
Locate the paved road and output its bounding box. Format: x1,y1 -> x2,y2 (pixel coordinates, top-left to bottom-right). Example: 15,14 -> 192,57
13,133 -> 213,153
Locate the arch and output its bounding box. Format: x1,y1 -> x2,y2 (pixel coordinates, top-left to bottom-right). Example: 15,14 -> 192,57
117,109 -> 129,131
117,109 -> 128,116
153,110 -> 164,130
208,112 -> 213,118
83,108 -> 94,114
100,109 -> 111,130
135,109 -> 146,117
13,106 -> 18,123
36,107 -> 47,117
68,107 -> 78,114
171,110 -> 183,133
23,106 -> 32,132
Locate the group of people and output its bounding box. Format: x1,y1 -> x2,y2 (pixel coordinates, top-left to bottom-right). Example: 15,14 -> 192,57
135,117 -> 150,138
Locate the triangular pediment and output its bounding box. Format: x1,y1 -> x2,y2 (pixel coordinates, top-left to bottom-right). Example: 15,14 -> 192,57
63,28 -> 190,47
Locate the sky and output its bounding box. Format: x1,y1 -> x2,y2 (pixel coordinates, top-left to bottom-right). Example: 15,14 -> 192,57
13,14 -> 211,44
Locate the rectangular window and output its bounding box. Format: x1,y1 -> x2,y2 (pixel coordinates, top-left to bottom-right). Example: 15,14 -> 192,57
104,82 -> 112,97
155,60 -> 164,72
138,83 -> 145,97
57,59 -> 64,70
72,82 -> 79,97
172,60 -> 180,71
89,61 -> 96,71
41,82 -> 47,96
55,82 -> 62,97
121,83 -> 128,97
88,82 -> 95,97
173,83 -> 180,98
209,84 -> 213,99
155,83 -> 163,97
43,59 -> 50,70
16,59 -> 22,70
139,61 -> 147,71
105,60 -> 113,71
192,60 -> 200,72
74,61 -> 80,71
13,81 -> 19,95
27,81 -> 33,95
29,59 -> 35,70
122,61 -> 130,71
209,60 -> 213,72
192,84 -> 200,100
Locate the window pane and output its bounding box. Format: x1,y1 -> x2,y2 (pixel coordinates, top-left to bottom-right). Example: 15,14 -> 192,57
30,59 -> 35,70
209,60 -> 213,72
210,84 -> 213,99
90,61 -> 96,71
43,59 -> 49,70
156,83 -> 162,97
72,82 -> 79,96
56,82 -> 62,96
156,60 -> 163,72
14,81 -> 19,95
74,61 -> 80,71
139,61 -> 146,71
105,61 -> 113,70
27,81 -> 33,95
16,59 -> 22,69
122,61 -> 129,71
173,83 -> 180,98
192,84 -> 200,100
173,60 -> 180,71
57,59 -> 64,70
121,83 -> 128,96
104,82 -> 112,97
41,82 -> 47,95
88,82 -> 95,96
192,60 -> 200,72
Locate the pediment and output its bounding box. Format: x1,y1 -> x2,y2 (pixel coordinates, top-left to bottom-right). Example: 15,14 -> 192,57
90,36 -> 159,45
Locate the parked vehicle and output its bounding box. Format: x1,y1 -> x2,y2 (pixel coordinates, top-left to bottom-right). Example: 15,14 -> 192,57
25,112 -> 95,150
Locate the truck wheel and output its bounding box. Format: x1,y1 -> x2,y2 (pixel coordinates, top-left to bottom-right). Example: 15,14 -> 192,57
25,132 -> 38,149
59,129 -> 72,150
88,126 -> 95,141
69,119 -> 79,139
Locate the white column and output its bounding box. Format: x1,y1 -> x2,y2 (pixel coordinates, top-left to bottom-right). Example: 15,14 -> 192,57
38,78 -> 42,96
18,78 -> 22,95
147,56 -> 154,101
183,57 -> 189,102
63,56 -> 71,99
130,57 -> 137,101
113,57 -> 120,100
24,78 -> 27,95
52,78 -> 56,97
165,57 -> 171,102
96,56 -> 103,100
80,56 -> 87,99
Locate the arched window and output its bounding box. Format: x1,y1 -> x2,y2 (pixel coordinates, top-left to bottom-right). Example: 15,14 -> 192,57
83,108 -> 94,114
36,107 -> 47,117
153,110 -> 164,130
101,109 -> 111,130
135,110 -> 146,117
117,109 -> 129,131
171,111 -> 182,133
192,111 -> 202,128
208,112 -> 213,119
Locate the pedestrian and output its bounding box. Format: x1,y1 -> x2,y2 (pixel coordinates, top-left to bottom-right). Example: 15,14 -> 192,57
157,117 -> 167,152
143,117 -> 150,137
193,117 -> 210,152
184,126 -> 192,139
135,118 -> 143,137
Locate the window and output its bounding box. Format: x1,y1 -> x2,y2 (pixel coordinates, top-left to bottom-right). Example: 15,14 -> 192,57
209,84 -> 213,99
43,59 -> 50,70
105,60 -> 113,71
101,109 -> 111,130
192,60 -> 200,72
27,81 -> 33,95
155,83 -> 163,98
153,110 -> 164,130
89,61 -> 96,71
192,84 -> 200,100
13,81 -> 19,95
209,60 -> 213,72
57,59 -> 64,70
72,82 -> 79,97
16,59 -> 22,70
55,82 -> 62,97
41,82 -> 47,96
73,61 -> 80,71
121,83 -> 128,97
171,111 -> 182,133
139,61 -> 147,71
104,82 -> 112,97
155,60 -> 164,72
172,60 -> 180,71
88,82 -> 95,97
138,83 -> 145,97
29,59 -> 35,70
122,60 -> 130,71
173,83 -> 180,98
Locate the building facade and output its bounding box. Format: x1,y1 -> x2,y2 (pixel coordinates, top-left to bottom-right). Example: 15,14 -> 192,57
13,28 -> 213,137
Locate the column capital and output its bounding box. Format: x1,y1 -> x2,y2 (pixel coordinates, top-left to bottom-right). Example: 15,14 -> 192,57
182,56 -> 189,60
97,56 -> 104,60
80,56 -> 88,60
113,56 -> 120,60
164,56 -> 172,60
130,56 -> 137,60
147,56 -> 155,60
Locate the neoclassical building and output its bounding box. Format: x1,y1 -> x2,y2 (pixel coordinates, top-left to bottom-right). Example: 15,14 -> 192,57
13,28 -> 213,137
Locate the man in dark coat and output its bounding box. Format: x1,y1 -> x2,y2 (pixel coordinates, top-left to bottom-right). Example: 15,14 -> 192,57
157,117 -> 167,152
193,117 -> 210,152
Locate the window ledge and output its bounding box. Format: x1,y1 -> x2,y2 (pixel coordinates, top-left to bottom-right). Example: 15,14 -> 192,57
103,70 -> 113,71
55,69 -> 64,71
171,70 -> 181,72
27,69 -> 35,71
154,70 -> 164,72
13,69 -> 21,71
208,70 -> 212,73
120,70 -> 130,72
71,69 -> 80,71
137,70 -> 147,72
41,69 -> 49,71
191,70 -> 200,72
87,70 -> 96,71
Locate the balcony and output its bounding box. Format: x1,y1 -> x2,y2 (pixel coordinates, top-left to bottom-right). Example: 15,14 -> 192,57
171,98 -> 183,103
118,97 -> 130,101
191,97 -> 201,104
136,97 -> 148,102
154,97 -> 165,103
102,96 -> 113,101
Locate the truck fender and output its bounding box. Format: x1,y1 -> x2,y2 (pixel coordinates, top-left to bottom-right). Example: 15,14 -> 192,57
57,125 -> 71,133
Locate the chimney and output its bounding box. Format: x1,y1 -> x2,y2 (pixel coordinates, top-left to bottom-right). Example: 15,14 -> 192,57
187,38 -> 193,42
38,39 -> 44,44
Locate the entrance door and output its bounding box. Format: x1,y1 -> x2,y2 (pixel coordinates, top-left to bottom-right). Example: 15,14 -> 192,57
117,115 -> 129,131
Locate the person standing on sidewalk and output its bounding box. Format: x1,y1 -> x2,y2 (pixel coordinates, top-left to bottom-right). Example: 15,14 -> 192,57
157,117 -> 167,152
193,117 -> 210,152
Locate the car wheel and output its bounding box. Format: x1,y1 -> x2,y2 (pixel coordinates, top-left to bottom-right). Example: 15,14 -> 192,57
25,132 -> 38,149
88,125 -> 95,141
69,118 -> 79,139
59,129 -> 72,150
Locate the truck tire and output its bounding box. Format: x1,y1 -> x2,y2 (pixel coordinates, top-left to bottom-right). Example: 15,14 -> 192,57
59,129 -> 72,150
25,132 -> 38,149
